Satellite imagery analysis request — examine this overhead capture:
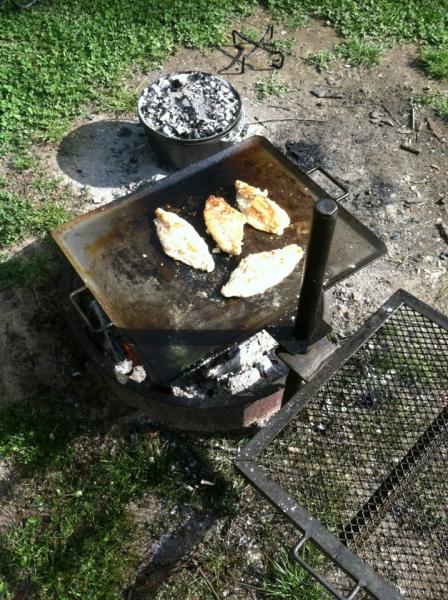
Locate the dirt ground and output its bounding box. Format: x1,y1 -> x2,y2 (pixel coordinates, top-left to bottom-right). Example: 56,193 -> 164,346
1,10 -> 448,598
4,15 -> 446,402
52,16 -> 448,328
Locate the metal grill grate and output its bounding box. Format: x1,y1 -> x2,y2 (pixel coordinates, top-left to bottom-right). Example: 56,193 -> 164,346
236,291 -> 448,600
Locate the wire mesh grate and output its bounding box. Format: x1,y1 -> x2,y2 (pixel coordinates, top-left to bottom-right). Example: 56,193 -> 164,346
255,301 -> 448,599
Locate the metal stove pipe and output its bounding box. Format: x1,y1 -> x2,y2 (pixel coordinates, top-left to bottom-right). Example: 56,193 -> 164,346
284,198 -> 338,399
294,197 -> 338,344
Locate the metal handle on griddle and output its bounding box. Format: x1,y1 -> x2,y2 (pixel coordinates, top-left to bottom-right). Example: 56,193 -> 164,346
69,286 -> 113,334
292,535 -> 364,600
307,166 -> 348,201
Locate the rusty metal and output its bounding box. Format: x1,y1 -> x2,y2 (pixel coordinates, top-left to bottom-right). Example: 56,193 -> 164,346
69,285 -> 113,333
53,136 -> 386,387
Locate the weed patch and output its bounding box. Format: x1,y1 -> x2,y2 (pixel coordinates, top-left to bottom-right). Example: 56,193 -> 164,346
0,190 -> 69,249
254,73 -> 286,101
0,250 -> 49,290
262,548 -> 329,599
306,49 -> 336,72
337,39 -> 382,67
265,1 -> 309,29
414,91 -> 448,121
269,38 -> 294,57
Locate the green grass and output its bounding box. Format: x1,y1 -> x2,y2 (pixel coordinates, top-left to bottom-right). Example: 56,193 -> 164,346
337,39 -> 382,67
0,0 -> 257,155
262,549 -> 328,599
268,0 -> 448,77
0,250 -> 49,290
265,0 -> 309,29
420,46 -> 448,80
278,0 -> 448,45
9,151 -> 37,172
414,90 -> 448,121
0,189 -> 69,249
427,93 -> 448,119
306,49 -> 336,72
240,26 -> 263,41
0,397 -> 239,599
254,72 -> 286,101
269,38 -> 294,57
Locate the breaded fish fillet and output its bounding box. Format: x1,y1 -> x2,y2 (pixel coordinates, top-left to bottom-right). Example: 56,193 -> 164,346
204,195 -> 246,255
221,244 -> 303,298
235,179 -> 290,235
154,208 -> 214,272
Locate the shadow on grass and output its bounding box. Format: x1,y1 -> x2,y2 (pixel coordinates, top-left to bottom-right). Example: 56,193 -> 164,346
0,389 -> 242,599
0,239 -> 55,292
0,239 -> 242,598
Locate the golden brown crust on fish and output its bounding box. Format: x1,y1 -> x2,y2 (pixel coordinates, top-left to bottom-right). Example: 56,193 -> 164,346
235,179 -> 290,235
221,244 -> 303,298
154,208 -> 214,272
204,195 -> 246,255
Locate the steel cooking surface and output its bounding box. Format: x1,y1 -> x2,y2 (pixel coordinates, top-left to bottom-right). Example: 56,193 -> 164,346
53,136 -> 385,386
236,290 -> 448,599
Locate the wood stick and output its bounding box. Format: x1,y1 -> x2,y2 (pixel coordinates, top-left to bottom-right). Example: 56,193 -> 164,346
197,566 -> 220,600
247,117 -> 326,125
267,104 -> 292,111
381,103 -> 399,124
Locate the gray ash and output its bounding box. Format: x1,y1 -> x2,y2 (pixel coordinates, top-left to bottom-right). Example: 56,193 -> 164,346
171,330 -> 287,401
138,72 -> 240,140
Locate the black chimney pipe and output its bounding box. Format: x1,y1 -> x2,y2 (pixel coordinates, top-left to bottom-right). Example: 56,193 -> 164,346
283,197 -> 338,398
294,197 -> 338,343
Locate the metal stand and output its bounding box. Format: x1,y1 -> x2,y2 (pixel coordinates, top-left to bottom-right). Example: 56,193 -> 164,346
219,24 -> 285,74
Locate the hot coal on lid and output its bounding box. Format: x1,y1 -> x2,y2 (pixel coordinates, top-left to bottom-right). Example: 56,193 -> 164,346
138,71 -> 240,140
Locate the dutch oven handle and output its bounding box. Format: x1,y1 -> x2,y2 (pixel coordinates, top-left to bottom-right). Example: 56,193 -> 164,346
292,535 -> 364,600
69,286 -> 113,334
306,167 -> 349,202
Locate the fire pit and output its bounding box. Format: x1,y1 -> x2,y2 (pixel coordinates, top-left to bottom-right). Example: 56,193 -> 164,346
54,136 -> 386,432
138,71 -> 244,169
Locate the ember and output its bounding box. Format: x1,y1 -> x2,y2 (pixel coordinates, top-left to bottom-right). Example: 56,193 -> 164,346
138,72 -> 240,140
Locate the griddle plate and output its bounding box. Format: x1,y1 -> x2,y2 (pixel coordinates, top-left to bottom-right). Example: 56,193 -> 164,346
53,136 -> 385,385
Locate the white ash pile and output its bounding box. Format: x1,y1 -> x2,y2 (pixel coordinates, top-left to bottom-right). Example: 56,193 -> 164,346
171,330 -> 287,400
92,295 -> 285,395
138,72 -> 241,140
89,300 -> 148,385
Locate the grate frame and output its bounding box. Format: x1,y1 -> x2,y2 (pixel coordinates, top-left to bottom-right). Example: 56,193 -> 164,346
236,289 -> 448,600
